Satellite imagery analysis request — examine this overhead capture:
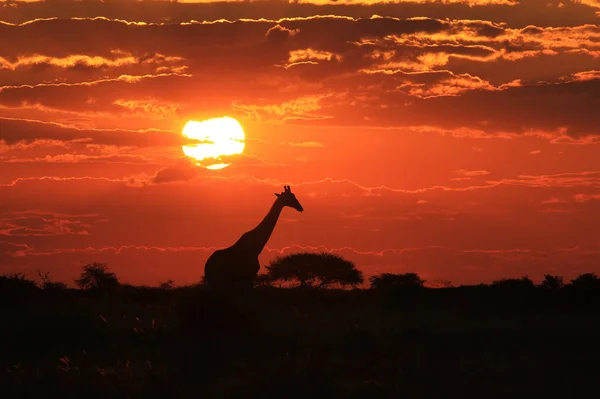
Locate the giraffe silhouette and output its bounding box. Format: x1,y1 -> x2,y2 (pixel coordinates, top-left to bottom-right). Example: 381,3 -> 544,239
203,186 -> 304,289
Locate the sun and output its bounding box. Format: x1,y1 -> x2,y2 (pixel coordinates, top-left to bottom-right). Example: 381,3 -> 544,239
181,117 -> 245,170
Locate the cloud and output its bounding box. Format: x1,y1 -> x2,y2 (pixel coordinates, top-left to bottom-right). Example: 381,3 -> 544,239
113,98 -> 182,118
318,71 -> 600,139
148,159 -> 202,184
287,141 -> 325,147
0,72 -> 190,92
3,152 -> 151,164
265,24 -> 299,42
0,242 -> 33,263
0,243 -> 217,258
566,70 -> 600,82
0,73 -> 192,117
0,117 -> 185,147
573,193 -> 600,202
573,0 -> 600,8
394,70 -> 498,98
455,169 -> 490,176
1,16 -> 598,140
1,2 -> 598,40
281,48 -> 342,68
0,52 -> 184,72
233,94 -> 333,121
489,171 -> 600,189
0,210 -> 98,236
4,17 -> 596,77
295,0 -> 518,4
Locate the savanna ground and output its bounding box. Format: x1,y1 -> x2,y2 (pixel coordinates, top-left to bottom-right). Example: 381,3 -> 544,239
2,282 -> 600,398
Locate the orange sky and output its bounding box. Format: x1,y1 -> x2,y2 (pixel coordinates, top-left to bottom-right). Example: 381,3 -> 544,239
1,0 -> 599,287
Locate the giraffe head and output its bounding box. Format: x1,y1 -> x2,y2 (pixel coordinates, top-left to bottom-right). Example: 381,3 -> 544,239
275,185 -> 304,212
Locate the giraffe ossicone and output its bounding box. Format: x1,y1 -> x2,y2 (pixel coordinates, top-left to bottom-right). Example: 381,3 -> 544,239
203,185 -> 304,289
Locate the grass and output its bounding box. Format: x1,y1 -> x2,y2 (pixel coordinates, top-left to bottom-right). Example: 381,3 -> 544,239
2,285 -> 600,398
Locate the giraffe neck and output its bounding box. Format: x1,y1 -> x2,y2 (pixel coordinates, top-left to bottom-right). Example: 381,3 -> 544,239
239,199 -> 284,255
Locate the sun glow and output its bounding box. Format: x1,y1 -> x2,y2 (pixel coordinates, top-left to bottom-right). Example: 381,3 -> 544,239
181,117 -> 245,170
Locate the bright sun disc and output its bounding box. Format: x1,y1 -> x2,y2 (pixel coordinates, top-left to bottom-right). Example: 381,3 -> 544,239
181,117 -> 245,170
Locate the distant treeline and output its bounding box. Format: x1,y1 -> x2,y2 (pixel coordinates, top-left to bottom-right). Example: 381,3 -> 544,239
2,252 -> 599,296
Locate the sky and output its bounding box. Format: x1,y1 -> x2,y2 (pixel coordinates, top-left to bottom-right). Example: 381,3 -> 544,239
0,0 -> 599,287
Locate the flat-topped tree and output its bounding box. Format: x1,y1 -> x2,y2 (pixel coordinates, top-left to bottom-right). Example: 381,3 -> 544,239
265,252 -> 364,289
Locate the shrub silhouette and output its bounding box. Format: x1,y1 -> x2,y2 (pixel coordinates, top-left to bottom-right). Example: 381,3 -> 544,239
491,276 -> 535,290
254,273 -> 273,287
538,274 -> 564,290
0,272 -> 39,296
159,279 -> 174,290
75,262 -> 119,290
429,279 -> 453,288
569,273 -> 600,291
369,272 -> 426,290
265,252 -> 363,288
37,270 -> 67,291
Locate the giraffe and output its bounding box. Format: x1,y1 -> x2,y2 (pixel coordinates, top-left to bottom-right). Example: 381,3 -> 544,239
203,186 -> 304,289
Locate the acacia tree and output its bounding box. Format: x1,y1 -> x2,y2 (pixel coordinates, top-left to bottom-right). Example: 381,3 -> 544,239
265,252 -> 363,289
75,262 -> 119,290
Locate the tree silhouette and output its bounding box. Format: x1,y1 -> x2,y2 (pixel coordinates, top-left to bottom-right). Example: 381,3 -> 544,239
428,279 -> 453,289
37,270 -> 67,291
159,280 -> 174,290
369,272 -> 426,290
265,252 -> 363,289
538,274 -> 564,290
569,273 -> 600,291
491,276 -> 535,290
254,273 -> 273,287
75,262 -> 119,290
1,272 -> 38,295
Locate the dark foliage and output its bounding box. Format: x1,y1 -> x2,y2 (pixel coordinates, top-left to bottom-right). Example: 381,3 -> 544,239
1,272 -> 38,291
158,280 -> 174,290
491,276 -> 535,290
538,274 -> 564,290
254,273 -> 273,287
2,277 -> 600,398
570,273 -> 600,290
75,263 -> 119,291
0,272 -> 39,302
265,252 -> 364,288
37,271 -> 68,291
369,272 -> 426,290
2,265 -> 600,398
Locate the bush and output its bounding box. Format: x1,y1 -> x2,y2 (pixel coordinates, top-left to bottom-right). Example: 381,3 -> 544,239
538,275 -> 564,291
37,271 -> 67,291
491,277 -> 535,290
0,272 -> 40,301
569,273 -> 600,291
369,273 -> 426,290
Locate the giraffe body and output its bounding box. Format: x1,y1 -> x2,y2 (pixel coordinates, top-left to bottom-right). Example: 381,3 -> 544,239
204,248 -> 260,289
203,186 -> 303,289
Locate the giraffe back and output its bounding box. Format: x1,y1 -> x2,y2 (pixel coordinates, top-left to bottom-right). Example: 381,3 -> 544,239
203,247 -> 260,288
